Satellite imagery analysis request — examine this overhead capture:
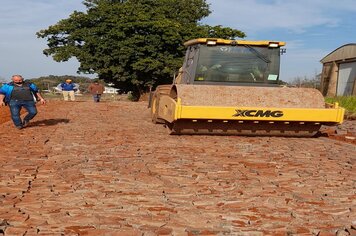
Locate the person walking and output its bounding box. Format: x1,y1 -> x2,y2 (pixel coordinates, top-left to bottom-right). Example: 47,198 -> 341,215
88,80 -> 105,102
60,79 -> 77,101
0,75 -> 46,129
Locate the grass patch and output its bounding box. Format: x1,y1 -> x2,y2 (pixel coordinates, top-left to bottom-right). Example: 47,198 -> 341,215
325,96 -> 356,119
325,96 -> 356,112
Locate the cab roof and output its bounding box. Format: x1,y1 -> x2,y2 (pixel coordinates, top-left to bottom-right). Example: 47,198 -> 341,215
184,38 -> 286,47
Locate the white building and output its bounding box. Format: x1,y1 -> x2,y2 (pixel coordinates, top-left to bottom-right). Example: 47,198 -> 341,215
103,86 -> 120,94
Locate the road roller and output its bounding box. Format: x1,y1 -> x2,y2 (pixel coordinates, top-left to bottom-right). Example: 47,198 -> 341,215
149,38 -> 344,136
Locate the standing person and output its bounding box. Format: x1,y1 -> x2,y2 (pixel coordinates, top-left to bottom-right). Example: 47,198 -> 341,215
0,75 -> 46,129
88,80 -> 105,102
60,79 -> 77,101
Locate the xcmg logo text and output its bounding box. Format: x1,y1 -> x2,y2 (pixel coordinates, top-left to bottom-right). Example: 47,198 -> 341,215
233,109 -> 284,118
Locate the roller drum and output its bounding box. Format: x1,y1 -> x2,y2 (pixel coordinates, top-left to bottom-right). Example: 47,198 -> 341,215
174,84 -> 325,108
166,84 -> 326,136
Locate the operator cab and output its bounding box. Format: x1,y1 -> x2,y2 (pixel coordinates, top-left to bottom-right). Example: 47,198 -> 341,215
179,38 -> 285,86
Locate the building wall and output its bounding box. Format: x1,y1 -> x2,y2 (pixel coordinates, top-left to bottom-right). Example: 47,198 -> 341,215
320,44 -> 356,97
320,62 -> 338,96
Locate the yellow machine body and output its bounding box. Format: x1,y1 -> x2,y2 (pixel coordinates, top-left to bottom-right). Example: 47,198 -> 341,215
150,38 -> 345,136
159,96 -> 344,124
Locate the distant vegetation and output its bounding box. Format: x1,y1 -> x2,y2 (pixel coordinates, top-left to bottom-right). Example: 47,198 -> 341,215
289,75 -> 321,90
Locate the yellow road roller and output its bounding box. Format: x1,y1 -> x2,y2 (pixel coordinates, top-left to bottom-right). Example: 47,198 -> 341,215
149,38 -> 344,136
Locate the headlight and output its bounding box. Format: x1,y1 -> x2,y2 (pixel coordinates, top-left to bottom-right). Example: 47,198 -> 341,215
207,40 -> 217,46
268,42 -> 279,48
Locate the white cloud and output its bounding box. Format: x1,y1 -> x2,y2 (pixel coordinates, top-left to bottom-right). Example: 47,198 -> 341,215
204,0 -> 356,33
203,0 -> 356,82
0,0 -> 86,31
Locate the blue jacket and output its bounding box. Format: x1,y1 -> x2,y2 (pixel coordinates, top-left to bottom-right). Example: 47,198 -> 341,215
60,82 -> 76,91
0,81 -> 39,103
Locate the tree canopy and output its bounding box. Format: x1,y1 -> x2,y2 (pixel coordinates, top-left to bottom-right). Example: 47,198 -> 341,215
37,0 -> 245,98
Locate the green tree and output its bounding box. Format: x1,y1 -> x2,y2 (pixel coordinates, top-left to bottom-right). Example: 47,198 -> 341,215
37,0 -> 245,99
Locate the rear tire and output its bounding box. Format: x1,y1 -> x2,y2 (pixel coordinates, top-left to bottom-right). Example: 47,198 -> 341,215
150,86 -> 172,124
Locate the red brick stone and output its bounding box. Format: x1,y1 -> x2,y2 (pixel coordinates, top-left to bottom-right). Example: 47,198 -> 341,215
0,99 -> 355,235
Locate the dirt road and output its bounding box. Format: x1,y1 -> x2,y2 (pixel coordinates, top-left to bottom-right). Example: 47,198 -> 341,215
0,100 -> 355,235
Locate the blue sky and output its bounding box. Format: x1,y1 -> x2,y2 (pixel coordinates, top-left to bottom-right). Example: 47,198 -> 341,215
0,0 -> 87,81
1,0 -> 355,82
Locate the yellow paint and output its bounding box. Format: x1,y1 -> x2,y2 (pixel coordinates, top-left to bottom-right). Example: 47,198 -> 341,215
172,104 -> 344,124
184,38 -> 286,47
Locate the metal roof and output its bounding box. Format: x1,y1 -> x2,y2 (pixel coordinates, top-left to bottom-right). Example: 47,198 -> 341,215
320,43 -> 356,63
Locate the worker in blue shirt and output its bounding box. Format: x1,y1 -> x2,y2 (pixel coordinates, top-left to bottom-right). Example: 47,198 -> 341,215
60,79 -> 78,101
0,75 -> 46,129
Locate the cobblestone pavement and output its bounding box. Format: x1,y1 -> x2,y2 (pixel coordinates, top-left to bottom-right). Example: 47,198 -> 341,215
0,100 -> 355,236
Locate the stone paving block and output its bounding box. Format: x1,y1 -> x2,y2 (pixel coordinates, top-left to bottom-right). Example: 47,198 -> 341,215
4,226 -> 29,236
